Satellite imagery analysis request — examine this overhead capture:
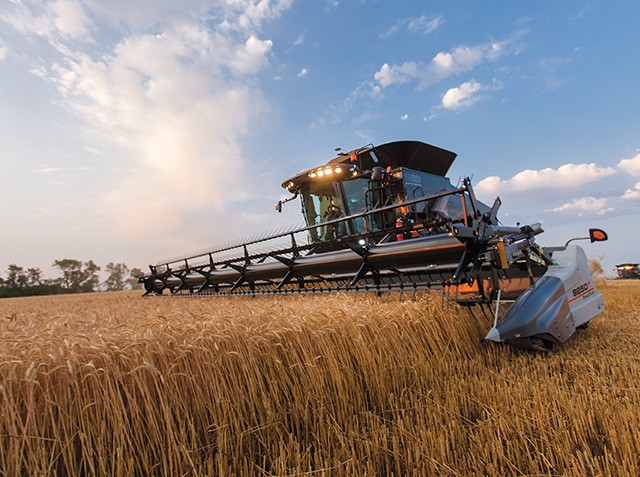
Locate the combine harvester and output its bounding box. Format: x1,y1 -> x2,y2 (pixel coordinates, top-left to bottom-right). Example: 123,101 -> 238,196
140,141 -> 608,350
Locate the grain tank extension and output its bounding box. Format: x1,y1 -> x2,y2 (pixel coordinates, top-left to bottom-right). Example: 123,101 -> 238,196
140,141 -> 608,350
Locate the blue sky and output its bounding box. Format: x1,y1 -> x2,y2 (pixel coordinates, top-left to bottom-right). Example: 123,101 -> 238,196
0,0 -> 638,277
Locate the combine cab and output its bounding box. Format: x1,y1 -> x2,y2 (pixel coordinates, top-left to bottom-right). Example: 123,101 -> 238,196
140,141 -> 607,350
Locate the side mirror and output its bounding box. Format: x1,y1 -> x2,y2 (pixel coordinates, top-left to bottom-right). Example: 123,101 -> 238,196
565,228 -> 609,246
589,228 -> 608,242
275,192 -> 298,213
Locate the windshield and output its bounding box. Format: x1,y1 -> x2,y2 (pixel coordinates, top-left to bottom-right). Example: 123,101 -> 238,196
301,181 -> 347,243
342,178 -> 369,215
342,177 -> 381,235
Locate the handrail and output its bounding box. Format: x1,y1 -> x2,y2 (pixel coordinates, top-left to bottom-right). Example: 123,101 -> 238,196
155,182 -> 474,269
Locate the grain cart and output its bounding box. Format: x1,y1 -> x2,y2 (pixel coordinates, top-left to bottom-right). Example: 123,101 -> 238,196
140,141 -> 607,350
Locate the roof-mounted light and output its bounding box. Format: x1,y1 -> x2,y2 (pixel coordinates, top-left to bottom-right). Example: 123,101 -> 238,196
307,164 -> 359,180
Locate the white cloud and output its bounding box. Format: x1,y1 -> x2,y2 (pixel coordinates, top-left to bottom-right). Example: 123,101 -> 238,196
231,0 -> 295,32
476,163 -> 617,197
293,33 -> 305,47
441,80 -> 482,110
231,35 -> 273,74
623,182 -> 640,200
618,153 -> 640,176
48,0 -> 92,40
374,61 -> 419,87
311,79 -> 382,128
81,0 -> 294,32
82,0 -> 198,29
2,1 -> 291,244
400,113 -> 409,121
431,47 -> 483,77
548,197 -> 613,216
408,15 -> 444,34
1,3 -> 55,39
382,15 -> 444,38
297,67 -> 308,78
1,0 -> 92,42
374,33 -> 523,90
56,30 -> 270,234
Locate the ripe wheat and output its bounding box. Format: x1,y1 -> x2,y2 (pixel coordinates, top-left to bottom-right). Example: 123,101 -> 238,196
0,285 -> 638,476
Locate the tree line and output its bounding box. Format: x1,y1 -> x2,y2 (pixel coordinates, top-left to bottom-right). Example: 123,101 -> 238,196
0,260 -> 143,298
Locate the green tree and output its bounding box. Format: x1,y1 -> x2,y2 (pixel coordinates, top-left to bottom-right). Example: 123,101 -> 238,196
26,268 -> 43,287
53,259 -> 101,293
104,262 -> 130,291
127,267 -> 144,290
5,264 -> 28,289
0,264 -> 53,297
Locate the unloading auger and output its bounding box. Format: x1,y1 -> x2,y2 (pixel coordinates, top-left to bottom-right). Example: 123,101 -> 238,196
140,140 -> 608,350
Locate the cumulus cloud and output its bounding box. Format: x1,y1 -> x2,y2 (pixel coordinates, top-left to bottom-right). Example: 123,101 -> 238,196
297,67 -> 308,78
476,163 -> 616,197
231,35 -> 273,74
618,153 -> 640,176
55,28 -> 271,235
317,22 -> 501,127
400,113 -> 409,121
374,61 -> 419,88
623,182 -> 640,200
230,0 -> 294,32
374,32 -> 523,90
2,0 -> 290,244
548,197 -> 613,216
441,80 -> 482,110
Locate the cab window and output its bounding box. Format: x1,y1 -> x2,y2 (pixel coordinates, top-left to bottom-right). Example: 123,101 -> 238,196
300,182 -> 347,243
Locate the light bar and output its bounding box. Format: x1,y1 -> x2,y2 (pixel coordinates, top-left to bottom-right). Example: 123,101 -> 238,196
307,165 -> 357,180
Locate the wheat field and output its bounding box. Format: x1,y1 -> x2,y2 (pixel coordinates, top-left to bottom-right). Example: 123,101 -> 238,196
0,284 -> 638,476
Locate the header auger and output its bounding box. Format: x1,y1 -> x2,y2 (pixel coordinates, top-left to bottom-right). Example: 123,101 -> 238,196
140,140 -> 607,350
